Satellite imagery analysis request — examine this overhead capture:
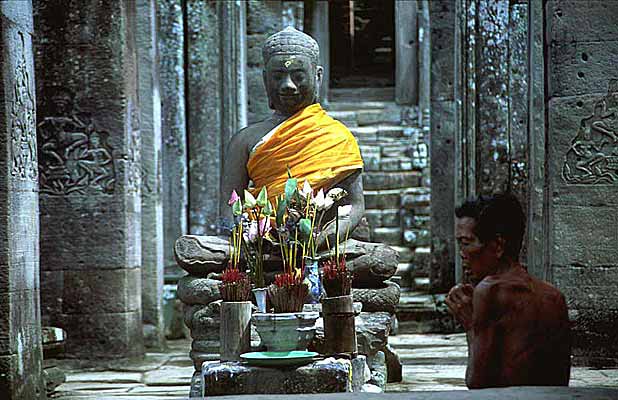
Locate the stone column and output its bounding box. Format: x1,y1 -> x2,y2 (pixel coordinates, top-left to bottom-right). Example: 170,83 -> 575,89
34,0 -> 143,358
418,0 -> 431,128
282,1 -> 304,30
428,0 -> 457,293
159,0 -> 188,280
304,0 -> 330,106
395,0 -> 418,105
137,0 -> 165,349
0,2 -> 45,397
187,0 -> 248,235
544,0 -> 618,366
246,0 -> 282,124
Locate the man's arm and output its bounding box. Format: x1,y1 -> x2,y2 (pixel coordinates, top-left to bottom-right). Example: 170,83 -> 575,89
221,130 -> 250,219
466,281 -> 501,389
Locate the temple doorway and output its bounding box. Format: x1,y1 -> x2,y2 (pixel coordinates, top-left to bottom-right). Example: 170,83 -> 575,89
329,0 -> 395,89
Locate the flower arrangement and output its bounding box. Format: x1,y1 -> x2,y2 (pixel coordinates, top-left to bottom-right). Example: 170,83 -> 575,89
320,193 -> 353,298
227,187 -> 273,289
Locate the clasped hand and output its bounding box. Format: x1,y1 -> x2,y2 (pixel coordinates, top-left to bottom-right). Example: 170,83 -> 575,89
445,283 -> 474,331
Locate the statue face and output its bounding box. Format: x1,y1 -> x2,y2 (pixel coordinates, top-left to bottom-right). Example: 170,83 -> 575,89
264,54 -> 322,116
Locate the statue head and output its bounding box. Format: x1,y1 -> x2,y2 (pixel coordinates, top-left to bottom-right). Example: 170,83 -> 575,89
262,27 -> 323,116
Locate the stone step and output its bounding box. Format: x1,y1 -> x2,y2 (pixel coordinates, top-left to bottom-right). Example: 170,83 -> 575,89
326,101 -> 389,111
363,171 -> 423,191
364,189 -> 402,209
390,245 -> 414,263
396,292 -> 460,334
364,209 -> 401,228
329,87 -> 395,102
396,346 -> 468,365
388,333 -> 467,349
371,227 -> 402,246
414,277 -> 431,291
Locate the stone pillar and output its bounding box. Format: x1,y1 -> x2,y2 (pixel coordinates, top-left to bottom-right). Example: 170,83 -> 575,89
187,0 -> 248,235
453,0 -> 529,281
304,0 -> 330,106
246,0 -> 282,124
395,0 -> 418,105
428,0 -> 457,293
159,0 -> 188,280
282,1 -> 304,30
418,0 -> 431,128
34,0 -> 143,358
137,0 -> 165,349
0,2 -> 45,397
544,0 -> 618,366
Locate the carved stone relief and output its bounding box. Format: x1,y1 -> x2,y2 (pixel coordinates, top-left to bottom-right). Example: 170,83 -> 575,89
126,101 -> 141,194
562,80 -> 618,185
10,32 -> 38,181
37,88 -> 115,195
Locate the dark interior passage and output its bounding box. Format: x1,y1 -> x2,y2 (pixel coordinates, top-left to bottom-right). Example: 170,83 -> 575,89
329,0 -> 395,88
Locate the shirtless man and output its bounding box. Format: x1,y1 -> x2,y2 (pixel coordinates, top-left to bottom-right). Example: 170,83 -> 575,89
221,27 -> 365,245
446,193 -> 571,388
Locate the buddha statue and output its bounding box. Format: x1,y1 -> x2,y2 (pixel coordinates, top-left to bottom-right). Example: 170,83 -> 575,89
175,27 -> 398,288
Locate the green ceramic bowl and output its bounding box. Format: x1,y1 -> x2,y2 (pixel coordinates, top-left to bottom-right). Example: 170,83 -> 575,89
240,351 -> 319,367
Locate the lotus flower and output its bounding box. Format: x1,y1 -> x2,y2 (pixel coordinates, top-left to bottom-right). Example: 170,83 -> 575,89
312,189 -> 334,211
338,205 -> 352,219
244,217 -> 271,242
228,190 -> 240,206
300,180 -> 313,198
326,187 -> 347,202
244,190 -> 256,208
256,186 -> 268,207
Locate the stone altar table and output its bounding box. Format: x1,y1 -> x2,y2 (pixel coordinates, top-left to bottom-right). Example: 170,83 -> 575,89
190,356 -> 372,397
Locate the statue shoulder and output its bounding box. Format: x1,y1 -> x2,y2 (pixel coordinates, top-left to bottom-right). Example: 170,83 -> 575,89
236,119 -> 280,151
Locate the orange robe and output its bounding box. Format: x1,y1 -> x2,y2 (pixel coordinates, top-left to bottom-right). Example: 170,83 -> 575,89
247,103 -> 363,204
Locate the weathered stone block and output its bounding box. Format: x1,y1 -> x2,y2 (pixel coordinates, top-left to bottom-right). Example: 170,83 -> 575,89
371,227 -> 402,246
367,351 -> 387,390
549,40 -> 618,98
547,0 -> 618,43
381,209 -> 401,228
401,191 -> 431,209
177,275 -> 221,306
200,358 -> 352,395
403,229 -> 431,247
364,189 -> 401,210
352,281 -> 401,313
342,240 -> 399,287
246,0 -> 281,35
363,171 -> 422,190
350,126 -> 378,141
174,235 -> 229,276
61,269 -> 141,314
384,344 -> 402,383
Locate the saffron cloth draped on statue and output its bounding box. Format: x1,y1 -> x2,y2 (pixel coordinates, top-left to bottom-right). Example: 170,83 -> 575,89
247,103 -> 364,203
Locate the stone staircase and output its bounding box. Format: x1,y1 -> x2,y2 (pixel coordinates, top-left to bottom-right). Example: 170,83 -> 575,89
326,88 -> 431,293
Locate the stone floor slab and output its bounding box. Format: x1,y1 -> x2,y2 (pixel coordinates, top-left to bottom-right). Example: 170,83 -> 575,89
65,371 -> 143,384
142,366 -> 195,386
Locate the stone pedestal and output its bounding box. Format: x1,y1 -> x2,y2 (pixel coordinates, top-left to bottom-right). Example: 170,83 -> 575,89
0,2 -> 46,397
33,0 -> 143,358
193,357 -> 371,397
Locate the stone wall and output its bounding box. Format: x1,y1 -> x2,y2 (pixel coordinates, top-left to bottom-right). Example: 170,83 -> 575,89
545,0 -> 618,366
0,1 -> 45,397
246,0 -> 282,124
33,0 -> 143,358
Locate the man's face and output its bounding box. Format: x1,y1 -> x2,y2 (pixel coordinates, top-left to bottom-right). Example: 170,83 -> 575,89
455,217 -> 502,285
264,54 -> 322,116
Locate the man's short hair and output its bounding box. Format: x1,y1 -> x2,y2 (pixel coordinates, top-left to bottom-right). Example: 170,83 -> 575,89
455,193 -> 525,259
